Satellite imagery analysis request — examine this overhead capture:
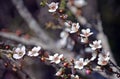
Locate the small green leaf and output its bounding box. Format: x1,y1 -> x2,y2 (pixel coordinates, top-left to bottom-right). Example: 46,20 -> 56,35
40,1 -> 46,7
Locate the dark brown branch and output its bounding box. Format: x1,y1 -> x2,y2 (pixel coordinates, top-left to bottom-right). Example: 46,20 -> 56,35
11,0 -> 53,44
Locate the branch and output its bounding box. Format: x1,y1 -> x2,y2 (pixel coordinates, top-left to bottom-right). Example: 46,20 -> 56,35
11,0 -> 53,44
0,32 -> 74,58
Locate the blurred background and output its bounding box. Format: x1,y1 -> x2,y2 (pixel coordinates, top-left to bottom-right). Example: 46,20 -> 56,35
0,0 -> 120,79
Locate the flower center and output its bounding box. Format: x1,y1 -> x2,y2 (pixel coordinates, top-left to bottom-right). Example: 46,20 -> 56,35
18,52 -> 23,56
102,60 -> 107,65
73,25 -> 78,31
50,5 -> 56,10
31,51 -> 37,55
79,62 -> 83,67
54,57 -> 59,61
94,44 -> 99,48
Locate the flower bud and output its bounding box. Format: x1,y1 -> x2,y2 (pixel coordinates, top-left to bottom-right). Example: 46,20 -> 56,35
86,69 -> 92,75
63,62 -> 69,67
41,57 -> 46,62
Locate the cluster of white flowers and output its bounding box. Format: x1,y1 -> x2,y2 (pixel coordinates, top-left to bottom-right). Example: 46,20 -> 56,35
13,46 -> 41,59
0,1 -> 115,79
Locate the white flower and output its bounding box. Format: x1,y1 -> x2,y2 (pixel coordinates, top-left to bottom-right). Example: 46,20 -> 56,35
13,46 -> 26,59
80,28 -> 93,38
28,46 -> 41,57
71,74 -> 80,79
60,31 -> 69,39
70,23 -> 80,33
98,52 -> 110,66
74,58 -> 89,70
74,0 -> 87,8
89,40 -> 102,50
48,2 -> 59,12
48,53 -> 63,64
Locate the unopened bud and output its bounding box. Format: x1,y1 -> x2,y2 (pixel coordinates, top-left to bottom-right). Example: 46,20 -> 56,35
86,69 -> 92,75
63,62 -> 69,67
41,57 -> 46,62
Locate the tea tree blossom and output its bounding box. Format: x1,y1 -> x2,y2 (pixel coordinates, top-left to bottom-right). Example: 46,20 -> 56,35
97,57 -> 110,66
70,23 -> 80,33
98,52 -> 110,66
48,53 -> 63,64
71,74 -> 80,79
80,28 -> 93,38
13,46 -> 26,59
28,46 -> 41,57
74,58 -> 89,70
89,40 -> 102,50
48,2 -> 59,12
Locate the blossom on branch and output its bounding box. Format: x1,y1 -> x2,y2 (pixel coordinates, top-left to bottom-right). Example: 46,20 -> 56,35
70,23 -> 80,33
98,51 -> 110,66
80,28 -> 93,38
74,58 -> 89,70
28,46 -> 41,57
89,40 -> 102,50
48,2 -> 59,12
13,46 -> 26,59
48,53 -> 63,64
